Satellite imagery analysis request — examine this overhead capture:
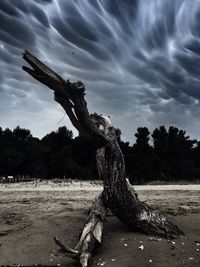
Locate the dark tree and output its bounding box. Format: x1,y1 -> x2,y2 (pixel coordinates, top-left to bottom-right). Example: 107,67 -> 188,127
152,126 -> 169,180
132,127 -> 154,183
41,126 -> 75,178
0,128 -> 23,175
152,126 -> 196,180
125,127 -> 154,184
22,51 -> 183,267
194,141 -> 200,180
72,136 -> 98,179
13,126 -> 32,140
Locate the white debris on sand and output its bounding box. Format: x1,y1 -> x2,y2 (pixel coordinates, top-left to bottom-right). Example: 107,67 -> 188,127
138,245 -> 144,250
148,237 -> 162,242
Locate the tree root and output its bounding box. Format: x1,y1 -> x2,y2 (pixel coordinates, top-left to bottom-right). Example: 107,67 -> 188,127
54,189 -> 184,267
54,194 -> 106,267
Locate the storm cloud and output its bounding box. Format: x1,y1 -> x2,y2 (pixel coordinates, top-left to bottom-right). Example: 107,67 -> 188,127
1,0 -> 200,142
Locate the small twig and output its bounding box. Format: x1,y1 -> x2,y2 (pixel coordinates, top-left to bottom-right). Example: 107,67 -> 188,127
53,236 -> 79,259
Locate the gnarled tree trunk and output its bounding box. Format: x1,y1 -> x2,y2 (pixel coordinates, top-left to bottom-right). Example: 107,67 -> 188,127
22,50 -> 184,267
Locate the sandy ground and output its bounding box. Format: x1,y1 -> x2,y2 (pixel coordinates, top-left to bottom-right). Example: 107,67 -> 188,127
0,180 -> 200,267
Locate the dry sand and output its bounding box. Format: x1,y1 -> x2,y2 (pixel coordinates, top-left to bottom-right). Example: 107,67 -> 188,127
0,180 -> 200,266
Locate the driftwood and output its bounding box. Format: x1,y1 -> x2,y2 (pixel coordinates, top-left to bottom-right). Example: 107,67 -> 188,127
22,50 -> 184,267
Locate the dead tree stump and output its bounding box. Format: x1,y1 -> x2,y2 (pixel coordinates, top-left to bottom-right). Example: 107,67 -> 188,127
22,50 -> 184,267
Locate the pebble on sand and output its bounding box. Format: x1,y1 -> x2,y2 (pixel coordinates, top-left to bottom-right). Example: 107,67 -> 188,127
139,245 -> 144,250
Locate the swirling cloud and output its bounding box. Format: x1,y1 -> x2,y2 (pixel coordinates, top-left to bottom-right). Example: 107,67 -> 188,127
1,0 -> 200,141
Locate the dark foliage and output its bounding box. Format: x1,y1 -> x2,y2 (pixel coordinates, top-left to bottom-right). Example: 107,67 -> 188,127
0,125 -> 199,183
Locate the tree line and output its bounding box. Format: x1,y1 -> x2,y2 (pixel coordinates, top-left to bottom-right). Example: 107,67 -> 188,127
0,125 -> 200,184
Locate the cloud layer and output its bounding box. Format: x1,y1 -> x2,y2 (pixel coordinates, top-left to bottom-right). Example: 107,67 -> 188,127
1,0 -> 200,142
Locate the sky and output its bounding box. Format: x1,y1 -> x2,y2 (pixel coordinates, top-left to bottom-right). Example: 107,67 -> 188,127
1,0 -> 200,143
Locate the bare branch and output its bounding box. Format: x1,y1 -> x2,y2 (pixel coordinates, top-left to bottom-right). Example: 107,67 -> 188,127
22,50 -> 109,147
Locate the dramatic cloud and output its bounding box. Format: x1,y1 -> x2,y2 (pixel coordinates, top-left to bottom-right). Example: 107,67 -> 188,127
1,0 -> 200,142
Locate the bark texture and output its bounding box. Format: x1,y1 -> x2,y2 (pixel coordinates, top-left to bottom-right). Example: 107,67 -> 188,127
22,50 -> 184,266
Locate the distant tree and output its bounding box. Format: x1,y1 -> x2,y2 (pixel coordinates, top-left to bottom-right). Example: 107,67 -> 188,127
130,127 -> 154,183
0,128 -> 23,175
42,126 -> 73,151
193,141 -> 200,180
72,135 -> 97,179
168,126 -> 196,180
41,126 -> 75,178
135,127 -> 150,146
13,126 -> 32,140
23,137 -> 48,178
152,126 -> 196,180
152,126 -> 169,180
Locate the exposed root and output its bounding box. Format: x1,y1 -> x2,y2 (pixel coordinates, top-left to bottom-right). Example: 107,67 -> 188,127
54,194 -> 106,267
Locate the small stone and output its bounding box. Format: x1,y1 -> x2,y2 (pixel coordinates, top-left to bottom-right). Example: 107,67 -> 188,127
138,241 -> 143,244
189,257 -> 194,260
149,259 -> 152,263
181,242 -> 184,245
111,259 -> 116,262
197,248 -> 199,252
196,243 -> 200,246
100,262 -> 106,266
139,245 -> 144,250
124,243 -> 128,247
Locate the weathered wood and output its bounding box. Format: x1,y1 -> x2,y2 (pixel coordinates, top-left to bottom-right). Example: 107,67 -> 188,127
54,194 -> 106,267
92,114 -> 183,239
22,51 -> 184,266
23,50 -> 109,148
